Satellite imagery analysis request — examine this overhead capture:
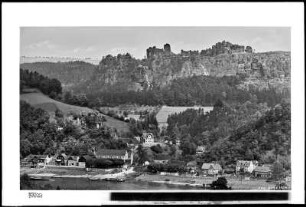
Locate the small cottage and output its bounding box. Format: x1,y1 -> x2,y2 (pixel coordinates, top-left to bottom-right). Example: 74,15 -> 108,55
78,155 -> 94,168
142,132 -> 155,146
187,160 -> 198,172
67,156 -> 79,166
202,163 -> 222,175
236,160 -> 258,174
56,153 -> 68,166
253,166 -> 272,178
196,146 -> 205,155
23,155 -> 52,168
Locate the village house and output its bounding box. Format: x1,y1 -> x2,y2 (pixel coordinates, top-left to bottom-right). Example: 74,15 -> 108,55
236,160 -> 258,174
253,165 -> 272,178
56,153 -> 68,166
67,156 -> 79,167
201,163 -> 222,176
94,149 -> 129,162
142,132 -> 155,147
196,146 -> 206,155
22,154 -> 52,168
48,156 -> 57,166
186,160 -> 198,173
78,155 -> 94,168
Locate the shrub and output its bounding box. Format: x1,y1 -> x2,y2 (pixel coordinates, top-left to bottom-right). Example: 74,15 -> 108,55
211,177 -> 230,190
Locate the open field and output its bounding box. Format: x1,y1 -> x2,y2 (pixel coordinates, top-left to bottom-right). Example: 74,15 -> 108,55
20,92 -> 93,114
156,106 -> 214,128
20,92 -> 131,134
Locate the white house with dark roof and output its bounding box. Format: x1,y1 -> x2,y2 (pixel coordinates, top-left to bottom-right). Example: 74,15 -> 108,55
201,163 -> 222,175
196,146 -> 206,155
236,160 -> 258,174
67,156 -> 79,166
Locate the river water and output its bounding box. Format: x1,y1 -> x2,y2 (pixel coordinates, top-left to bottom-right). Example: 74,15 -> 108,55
32,177 -> 203,190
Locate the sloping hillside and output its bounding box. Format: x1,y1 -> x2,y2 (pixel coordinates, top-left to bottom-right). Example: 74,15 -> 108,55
20,92 -> 93,114
204,101 -> 290,167
20,92 -> 130,134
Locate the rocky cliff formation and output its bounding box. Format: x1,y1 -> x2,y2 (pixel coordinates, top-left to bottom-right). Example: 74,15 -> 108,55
75,42 -> 291,94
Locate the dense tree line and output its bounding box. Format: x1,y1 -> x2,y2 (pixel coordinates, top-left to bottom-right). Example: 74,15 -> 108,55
78,75 -> 288,108
129,112 -> 159,137
85,158 -> 124,168
164,99 -> 290,169
20,61 -> 96,89
147,162 -> 187,173
166,98 -> 270,150
203,101 -> 291,168
20,69 -> 62,98
62,91 -> 90,107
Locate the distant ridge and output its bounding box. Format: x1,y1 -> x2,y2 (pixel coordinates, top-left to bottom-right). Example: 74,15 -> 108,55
20,56 -> 100,65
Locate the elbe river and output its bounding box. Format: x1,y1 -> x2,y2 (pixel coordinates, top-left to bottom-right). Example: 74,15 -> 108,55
32,177 -> 202,190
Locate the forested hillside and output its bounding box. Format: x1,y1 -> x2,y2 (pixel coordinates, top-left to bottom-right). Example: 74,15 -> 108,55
204,101 -> 291,169
20,69 -> 62,98
82,75 -> 289,107
20,101 -> 129,158
165,100 -> 291,169
20,61 -> 96,89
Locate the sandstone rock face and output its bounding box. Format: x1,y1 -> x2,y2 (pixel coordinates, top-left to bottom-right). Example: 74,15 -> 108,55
92,43 -> 290,93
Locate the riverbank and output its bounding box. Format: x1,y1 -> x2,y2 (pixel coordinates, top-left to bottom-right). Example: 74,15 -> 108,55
135,174 -> 212,186
135,173 -> 286,190
21,166 -> 136,179
21,167 -> 290,190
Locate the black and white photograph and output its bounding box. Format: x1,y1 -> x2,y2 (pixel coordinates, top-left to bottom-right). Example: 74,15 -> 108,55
2,2 -> 305,205
19,26 -> 292,191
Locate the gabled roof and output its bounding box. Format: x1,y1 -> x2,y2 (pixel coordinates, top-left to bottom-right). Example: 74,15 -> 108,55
236,160 -> 257,167
254,166 -> 271,173
95,149 -> 127,157
202,163 -> 222,170
68,156 -> 79,161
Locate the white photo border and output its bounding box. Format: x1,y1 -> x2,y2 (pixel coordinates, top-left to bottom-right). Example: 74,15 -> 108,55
2,2 -> 305,205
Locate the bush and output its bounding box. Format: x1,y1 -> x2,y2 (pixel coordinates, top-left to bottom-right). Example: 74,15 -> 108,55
211,177 -> 230,190
20,173 -> 33,189
151,145 -> 163,154
94,159 -> 113,168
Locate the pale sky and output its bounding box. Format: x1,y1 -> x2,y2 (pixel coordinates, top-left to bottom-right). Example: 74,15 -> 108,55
20,27 -> 291,59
